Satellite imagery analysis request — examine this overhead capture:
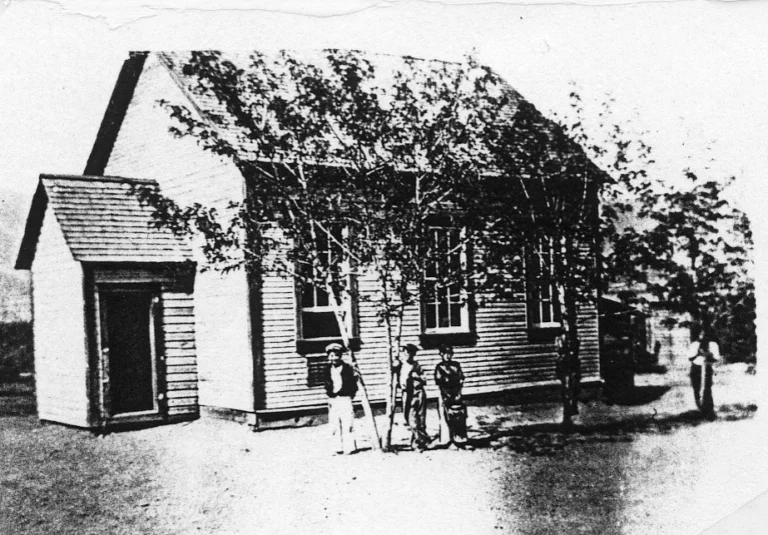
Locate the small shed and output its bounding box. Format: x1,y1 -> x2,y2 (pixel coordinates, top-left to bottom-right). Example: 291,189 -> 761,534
599,296 -> 646,401
15,174 -> 198,428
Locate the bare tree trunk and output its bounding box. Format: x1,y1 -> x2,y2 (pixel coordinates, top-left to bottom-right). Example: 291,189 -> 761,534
327,283 -> 382,451
382,296 -> 407,451
555,239 -> 582,427
383,310 -> 397,451
558,302 -> 581,427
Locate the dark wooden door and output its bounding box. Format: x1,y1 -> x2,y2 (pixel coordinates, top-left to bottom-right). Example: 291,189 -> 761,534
100,290 -> 158,416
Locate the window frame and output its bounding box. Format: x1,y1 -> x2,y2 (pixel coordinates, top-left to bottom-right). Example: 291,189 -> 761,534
525,236 -> 562,332
420,224 -> 472,337
295,225 -> 358,354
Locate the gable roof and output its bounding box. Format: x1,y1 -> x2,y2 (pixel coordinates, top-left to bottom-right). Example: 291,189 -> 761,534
165,50 -> 524,165
84,52 -> 148,176
84,50 -> 525,175
15,175 -> 192,269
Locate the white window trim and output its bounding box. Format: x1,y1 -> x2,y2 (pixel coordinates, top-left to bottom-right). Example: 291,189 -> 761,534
422,225 -> 472,335
526,237 -> 561,330
296,226 -> 356,341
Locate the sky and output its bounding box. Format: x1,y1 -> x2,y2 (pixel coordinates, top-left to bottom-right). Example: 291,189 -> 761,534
1,1 -> 766,203
1,0 -> 767,333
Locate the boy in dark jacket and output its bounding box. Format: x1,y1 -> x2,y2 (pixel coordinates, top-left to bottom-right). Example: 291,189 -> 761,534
434,344 -> 467,447
324,343 -> 358,454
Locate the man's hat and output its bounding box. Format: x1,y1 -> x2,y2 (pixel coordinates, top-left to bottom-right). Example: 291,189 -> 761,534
325,342 -> 345,354
401,343 -> 419,355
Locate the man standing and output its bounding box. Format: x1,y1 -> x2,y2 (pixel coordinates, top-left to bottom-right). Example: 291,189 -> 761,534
324,343 -> 358,455
688,325 -> 720,419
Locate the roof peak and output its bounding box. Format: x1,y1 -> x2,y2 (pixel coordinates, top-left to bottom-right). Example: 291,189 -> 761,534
40,174 -> 158,186
147,49 -> 471,67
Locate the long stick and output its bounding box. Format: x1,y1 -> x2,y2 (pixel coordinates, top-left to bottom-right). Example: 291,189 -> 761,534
327,281 -> 382,451
383,309 -> 398,451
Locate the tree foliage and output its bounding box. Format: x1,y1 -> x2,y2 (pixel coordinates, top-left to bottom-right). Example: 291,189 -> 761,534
138,50 -> 607,433
555,88 -> 755,361
613,171 -> 755,359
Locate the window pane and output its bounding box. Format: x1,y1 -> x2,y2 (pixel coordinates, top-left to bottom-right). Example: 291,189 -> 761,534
451,253 -> 461,273
317,232 -> 328,254
542,302 -> 551,323
426,305 -> 437,329
449,283 -> 461,302
437,230 -> 445,251
449,231 -> 460,271
438,301 -> 449,328
423,283 -> 436,303
302,311 -> 341,339
426,260 -> 437,279
316,288 -> 329,307
450,304 -> 462,327
540,281 -> 551,301
301,286 -> 315,307
530,303 -> 541,324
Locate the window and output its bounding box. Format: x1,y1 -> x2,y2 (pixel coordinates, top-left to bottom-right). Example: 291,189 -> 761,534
422,226 -> 470,333
300,281 -> 342,339
526,237 -> 561,329
297,226 -> 355,347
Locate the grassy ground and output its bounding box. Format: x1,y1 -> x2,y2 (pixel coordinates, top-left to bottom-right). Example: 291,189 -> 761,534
0,364 -> 761,535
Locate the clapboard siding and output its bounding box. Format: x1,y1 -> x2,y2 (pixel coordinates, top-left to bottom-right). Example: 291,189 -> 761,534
103,54 -> 254,416
260,263 -> 601,411
194,269 -> 254,412
162,291 -> 198,416
92,266 -> 199,418
32,211 -> 89,427
94,51 -> 603,417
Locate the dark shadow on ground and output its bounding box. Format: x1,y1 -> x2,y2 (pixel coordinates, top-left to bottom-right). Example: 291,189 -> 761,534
609,385 -> 672,406
466,403 -> 758,457
635,364 -> 669,375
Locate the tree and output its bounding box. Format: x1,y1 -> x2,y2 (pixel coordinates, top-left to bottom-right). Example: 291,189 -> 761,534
137,50 -> 516,449
613,171 -> 755,358
555,88 -> 755,362
480,99 -> 604,425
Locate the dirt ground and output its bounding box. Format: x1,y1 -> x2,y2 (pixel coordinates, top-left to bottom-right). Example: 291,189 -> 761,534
0,363 -> 763,535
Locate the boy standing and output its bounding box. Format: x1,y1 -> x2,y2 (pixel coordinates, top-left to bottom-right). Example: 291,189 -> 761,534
324,343 -> 358,455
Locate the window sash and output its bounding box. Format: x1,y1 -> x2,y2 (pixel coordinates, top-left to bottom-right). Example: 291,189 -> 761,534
298,225 -> 353,340
528,238 -> 561,328
423,226 -> 470,333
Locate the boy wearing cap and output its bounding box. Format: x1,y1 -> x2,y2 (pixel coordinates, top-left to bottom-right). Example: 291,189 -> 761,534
324,343 -> 358,455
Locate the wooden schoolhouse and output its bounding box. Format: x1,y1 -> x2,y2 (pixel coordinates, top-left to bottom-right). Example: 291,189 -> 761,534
15,51 -> 602,429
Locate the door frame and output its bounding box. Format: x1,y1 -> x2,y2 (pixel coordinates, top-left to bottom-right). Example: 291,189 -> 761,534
94,283 -> 166,426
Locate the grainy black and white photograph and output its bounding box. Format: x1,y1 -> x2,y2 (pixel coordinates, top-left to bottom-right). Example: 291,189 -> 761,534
0,1 -> 766,534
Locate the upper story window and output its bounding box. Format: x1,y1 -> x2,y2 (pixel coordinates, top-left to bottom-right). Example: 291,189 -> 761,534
422,225 -> 470,333
526,237 -> 561,329
297,225 -> 352,341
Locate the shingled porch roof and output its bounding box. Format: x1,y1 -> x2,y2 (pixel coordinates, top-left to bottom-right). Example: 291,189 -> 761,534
15,174 -> 193,269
